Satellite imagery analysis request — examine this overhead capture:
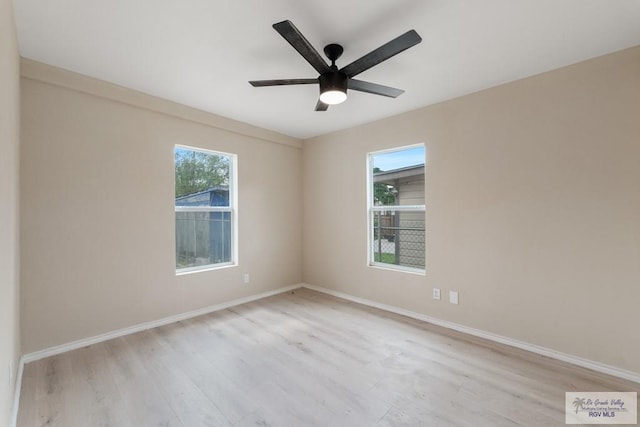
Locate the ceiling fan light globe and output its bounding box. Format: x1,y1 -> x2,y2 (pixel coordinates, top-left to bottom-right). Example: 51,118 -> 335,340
320,90 -> 347,105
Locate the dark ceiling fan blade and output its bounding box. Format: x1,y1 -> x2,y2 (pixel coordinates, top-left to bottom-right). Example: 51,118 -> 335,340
273,20 -> 331,75
315,100 -> 329,111
340,30 -> 422,78
249,78 -> 318,87
348,79 -> 404,98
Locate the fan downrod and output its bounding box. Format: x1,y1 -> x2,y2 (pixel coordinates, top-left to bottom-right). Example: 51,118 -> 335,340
324,44 -> 344,66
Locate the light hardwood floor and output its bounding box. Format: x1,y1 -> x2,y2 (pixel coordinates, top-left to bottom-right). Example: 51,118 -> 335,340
17,288 -> 639,426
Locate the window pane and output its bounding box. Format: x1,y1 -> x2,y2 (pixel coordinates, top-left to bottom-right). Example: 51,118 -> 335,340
175,147 -> 230,207
371,210 -> 425,269
175,211 -> 232,269
371,146 -> 425,206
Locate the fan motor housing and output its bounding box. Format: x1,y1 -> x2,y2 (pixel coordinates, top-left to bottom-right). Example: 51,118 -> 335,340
319,71 -> 348,94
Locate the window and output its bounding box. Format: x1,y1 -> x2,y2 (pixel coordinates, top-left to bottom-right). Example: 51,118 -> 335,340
175,145 -> 237,273
368,144 -> 425,272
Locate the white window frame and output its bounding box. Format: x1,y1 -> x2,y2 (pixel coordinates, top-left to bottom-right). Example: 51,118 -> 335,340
175,145 -> 238,275
367,144 -> 426,275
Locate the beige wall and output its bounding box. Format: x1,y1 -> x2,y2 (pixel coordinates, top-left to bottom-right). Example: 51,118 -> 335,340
0,0 -> 21,423
303,46 -> 640,374
20,62 -> 303,354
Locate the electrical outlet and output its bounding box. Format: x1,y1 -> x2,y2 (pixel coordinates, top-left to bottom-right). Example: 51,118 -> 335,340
243,273 -> 250,284
449,291 -> 459,305
432,288 -> 441,300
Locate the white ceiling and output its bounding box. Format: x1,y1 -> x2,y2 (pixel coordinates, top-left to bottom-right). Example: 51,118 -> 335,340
13,0 -> 640,139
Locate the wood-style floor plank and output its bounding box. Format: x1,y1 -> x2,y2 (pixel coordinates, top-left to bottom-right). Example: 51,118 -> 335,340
17,288 -> 640,426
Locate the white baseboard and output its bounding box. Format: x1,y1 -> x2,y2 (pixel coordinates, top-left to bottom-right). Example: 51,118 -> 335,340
21,284 -> 300,364
301,283 -> 640,385
10,356 -> 24,427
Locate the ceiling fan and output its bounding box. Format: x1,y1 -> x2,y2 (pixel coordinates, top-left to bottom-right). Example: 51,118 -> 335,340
249,20 -> 422,111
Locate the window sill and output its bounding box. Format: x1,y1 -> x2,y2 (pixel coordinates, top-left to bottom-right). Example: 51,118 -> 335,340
176,262 -> 237,276
369,262 -> 426,276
